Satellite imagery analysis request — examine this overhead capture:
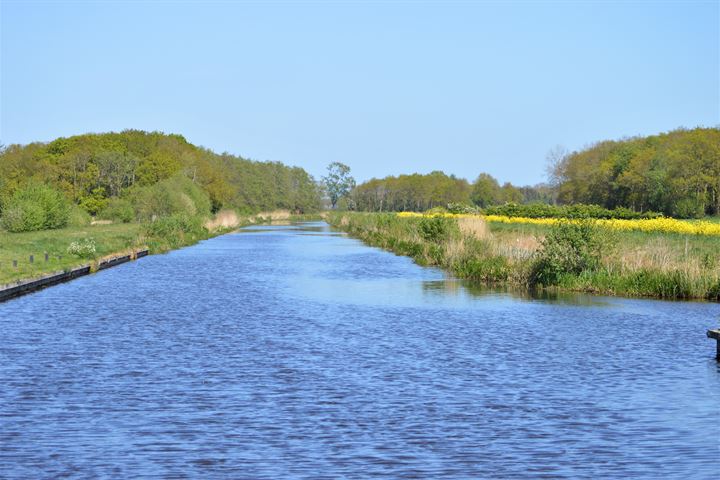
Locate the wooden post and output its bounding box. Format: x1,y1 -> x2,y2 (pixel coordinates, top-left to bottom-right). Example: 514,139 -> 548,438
29,255 -> 34,264
708,330 -> 720,361
12,260 -> 17,268
44,252 -> 49,262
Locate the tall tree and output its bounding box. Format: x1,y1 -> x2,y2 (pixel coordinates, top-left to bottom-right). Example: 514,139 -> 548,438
323,162 -> 355,209
471,173 -> 502,208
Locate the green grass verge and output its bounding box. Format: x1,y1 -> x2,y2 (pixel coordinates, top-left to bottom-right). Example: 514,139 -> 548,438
327,212 -> 720,301
0,212 -> 323,286
0,223 -> 143,285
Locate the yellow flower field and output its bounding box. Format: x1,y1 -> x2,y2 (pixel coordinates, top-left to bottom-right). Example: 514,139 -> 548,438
395,212 -> 720,236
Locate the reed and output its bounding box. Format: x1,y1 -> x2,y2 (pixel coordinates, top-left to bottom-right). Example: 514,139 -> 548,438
327,212 -> 720,301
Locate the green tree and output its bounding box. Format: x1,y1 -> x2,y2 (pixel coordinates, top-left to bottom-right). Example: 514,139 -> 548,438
471,173 -> 502,208
323,162 -> 355,209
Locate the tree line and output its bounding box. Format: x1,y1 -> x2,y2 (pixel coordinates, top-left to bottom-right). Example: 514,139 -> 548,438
343,127 -> 718,218
0,130 -> 322,231
551,127 -> 719,218
348,171 -> 552,212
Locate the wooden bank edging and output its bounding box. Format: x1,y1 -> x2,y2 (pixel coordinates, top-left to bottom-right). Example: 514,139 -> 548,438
0,249 -> 149,303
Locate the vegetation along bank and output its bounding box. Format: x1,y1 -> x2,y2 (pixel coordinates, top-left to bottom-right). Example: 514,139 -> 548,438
0,130 -> 324,288
327,211 -> 720,301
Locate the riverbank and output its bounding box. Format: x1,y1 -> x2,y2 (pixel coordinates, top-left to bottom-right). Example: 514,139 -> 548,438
327,212 -> 720,301
0,210 -> 319,290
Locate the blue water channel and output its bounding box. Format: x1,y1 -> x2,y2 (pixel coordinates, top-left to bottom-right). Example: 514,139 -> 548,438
1,222 -> 718,478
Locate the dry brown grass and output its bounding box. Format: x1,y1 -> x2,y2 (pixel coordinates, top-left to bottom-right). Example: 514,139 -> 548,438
443,237 -> 467,265
205,210 -> 241,230
257,210 -> 292,221
458,216 -> 491,240
609,237 -> 719,279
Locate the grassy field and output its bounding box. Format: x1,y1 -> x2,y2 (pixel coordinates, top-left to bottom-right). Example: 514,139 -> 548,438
327,212 -> 720,301
0,210 -> 322,286
0,223 -> 144,285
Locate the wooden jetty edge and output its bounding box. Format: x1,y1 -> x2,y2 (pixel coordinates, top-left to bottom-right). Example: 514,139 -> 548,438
0,249 -> 149,303
708,329 -> 720,361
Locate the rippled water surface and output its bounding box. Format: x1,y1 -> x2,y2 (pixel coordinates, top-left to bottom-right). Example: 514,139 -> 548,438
1,222 -> 718,478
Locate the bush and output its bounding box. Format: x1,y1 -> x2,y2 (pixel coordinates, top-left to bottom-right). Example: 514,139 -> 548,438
418,215 -> 457,243
0,183 -> 71,232
483,203 -> 662,220
132,175 -> 211,221
67,205 -> 92,227
531,220 -> 613,286
143,213 -> 209,251
67,238 -> 97,258
99,198 -> 135,223
1,199 -> 45,232
447,202 -> 481,214
426,206 -> 449,215
672,198 -> 705,219
78,187 -> 108,216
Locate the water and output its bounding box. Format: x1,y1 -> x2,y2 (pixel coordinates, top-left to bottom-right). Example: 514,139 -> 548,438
1,222 -> 718,479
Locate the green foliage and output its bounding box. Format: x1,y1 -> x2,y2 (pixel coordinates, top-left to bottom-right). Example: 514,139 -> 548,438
671,198 -> 705,219
0,130 -> 322,222
447,203 -> 481,214
1,199 -> 45,232
418,215 -> 457,243
136,150 -> 181,185
323,162 -> 355,208
352,171 -> 471,212
328,212 -> 720,301
78,187 -> 109,215
67,238 -> 97,259
132,175 -> 211,220
454,254 -> 511,283
484,202 -> 662,220
1,183 -> 71,232
471,173 -> 502,208
143,213 -> 208,251
67,205 -> 92,227
99,197 -> 135,223
531,221 -> 613,286
553,127 -> 720,217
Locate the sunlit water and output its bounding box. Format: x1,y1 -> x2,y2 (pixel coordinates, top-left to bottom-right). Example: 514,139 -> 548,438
1,222 -> 718,478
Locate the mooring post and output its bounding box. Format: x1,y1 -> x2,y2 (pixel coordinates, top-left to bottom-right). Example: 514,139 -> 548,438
708,330 -> 720,361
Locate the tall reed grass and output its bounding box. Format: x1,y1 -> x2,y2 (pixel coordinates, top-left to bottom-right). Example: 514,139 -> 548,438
328,212 -> 720,301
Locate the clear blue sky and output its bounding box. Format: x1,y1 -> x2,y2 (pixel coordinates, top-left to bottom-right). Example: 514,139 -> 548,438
1,0 -> 718,185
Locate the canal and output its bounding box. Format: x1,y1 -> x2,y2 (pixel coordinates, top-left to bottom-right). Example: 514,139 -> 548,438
1,222 -> 717,478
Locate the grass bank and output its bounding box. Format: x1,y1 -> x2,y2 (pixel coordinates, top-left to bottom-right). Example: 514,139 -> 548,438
327,212 -> 720,301
0,210 -> 319,286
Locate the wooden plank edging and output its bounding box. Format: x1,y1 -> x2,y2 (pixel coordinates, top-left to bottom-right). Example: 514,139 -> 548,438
0,249 -> 149,303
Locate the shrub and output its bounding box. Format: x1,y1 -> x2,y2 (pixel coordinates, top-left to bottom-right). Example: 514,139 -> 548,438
99,198 -> 135,223
67,205 -> 92,227
132,175 -> 211,221
426,206 -> 449,214
78,187 -> 108,216
447,202 -> 481,214
418,215 -> 457,243
531,220 -> 613,286
143,213 -> 209,251
67,238 -> 97,258
0,183 -> 71,232
672,198 -> 705,219
483,203 -> 662,220
1,199 -> 45,232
